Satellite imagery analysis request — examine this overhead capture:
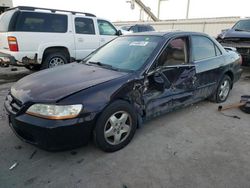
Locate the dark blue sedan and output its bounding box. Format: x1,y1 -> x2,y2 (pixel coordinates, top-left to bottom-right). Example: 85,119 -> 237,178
5,31 -> 242,152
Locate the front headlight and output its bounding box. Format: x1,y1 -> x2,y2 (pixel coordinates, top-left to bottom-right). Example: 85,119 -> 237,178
26,104 -> 82,120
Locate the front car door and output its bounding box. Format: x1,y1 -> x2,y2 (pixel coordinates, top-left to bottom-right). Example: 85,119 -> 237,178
144,36 -> 197,120
74,17 -> 99,60
97,19 -> 118,46
190,35 -> 225,100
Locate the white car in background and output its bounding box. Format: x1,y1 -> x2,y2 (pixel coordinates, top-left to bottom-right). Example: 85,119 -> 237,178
0,6 -> 121,70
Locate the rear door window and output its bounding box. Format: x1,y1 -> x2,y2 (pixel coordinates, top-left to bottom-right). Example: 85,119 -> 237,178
13,12 -> 67,33
191,35 -> 217,61
0,9 -> 15,32
75,17 -> 95,34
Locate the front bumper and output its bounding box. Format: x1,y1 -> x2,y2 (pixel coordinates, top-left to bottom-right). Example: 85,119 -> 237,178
5,102 -> 95,151
220,42 -> 250,66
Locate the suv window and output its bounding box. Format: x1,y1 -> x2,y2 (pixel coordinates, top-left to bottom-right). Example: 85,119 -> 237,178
192,36 -> 217,61
13,12 -> 67,33
0,9 -> 15,32
97,20 -> 117,35
158,37 -> 188,66
75,17 -> 95,35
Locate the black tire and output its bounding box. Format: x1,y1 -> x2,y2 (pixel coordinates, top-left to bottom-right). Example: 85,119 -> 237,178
210,75 -> 232,103
41,52 -> 67,69
94,100 -> 137,152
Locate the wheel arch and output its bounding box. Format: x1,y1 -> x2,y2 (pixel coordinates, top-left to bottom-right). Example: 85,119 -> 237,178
42,46 -> 71,63
224,70 -> 234,89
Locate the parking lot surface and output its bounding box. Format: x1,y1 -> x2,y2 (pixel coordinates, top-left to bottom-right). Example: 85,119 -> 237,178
0,66 -> 250,188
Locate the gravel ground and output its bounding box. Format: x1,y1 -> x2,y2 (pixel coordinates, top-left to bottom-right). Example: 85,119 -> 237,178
0,66 -> 249,188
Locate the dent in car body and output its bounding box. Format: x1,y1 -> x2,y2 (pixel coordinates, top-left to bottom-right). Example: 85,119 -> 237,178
5,31 -> 243,150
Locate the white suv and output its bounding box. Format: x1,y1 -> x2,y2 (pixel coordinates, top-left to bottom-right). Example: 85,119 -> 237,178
0,6 -> 121,70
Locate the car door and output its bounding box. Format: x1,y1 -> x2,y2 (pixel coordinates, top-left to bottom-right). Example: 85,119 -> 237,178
97,19 -> 118,46
74,17 -> 99,60
143,36 -> 197,119
190,35 -> 225,100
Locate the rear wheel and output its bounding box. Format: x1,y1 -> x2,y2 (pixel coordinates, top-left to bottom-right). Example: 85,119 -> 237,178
42,52 -> 67,69
94,100 -> 137,152
211,75 -> 232,103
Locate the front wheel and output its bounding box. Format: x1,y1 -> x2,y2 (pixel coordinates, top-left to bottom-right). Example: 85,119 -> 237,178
94,100 -> 137,152
211,75 -> 232,103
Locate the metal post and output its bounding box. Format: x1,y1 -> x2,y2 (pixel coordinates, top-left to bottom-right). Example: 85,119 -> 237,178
186,0 -> 190,19
157,0 -> 168,20
157,0 -> 161,19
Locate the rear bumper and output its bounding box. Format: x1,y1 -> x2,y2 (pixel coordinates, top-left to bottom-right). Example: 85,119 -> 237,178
0,52 -> 39,66
234,68 -> 243,83
0,52 -> 17,65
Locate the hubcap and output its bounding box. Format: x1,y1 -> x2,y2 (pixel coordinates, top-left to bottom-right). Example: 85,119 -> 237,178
104,111 -> 132,145
219,79 -> 230,101
48,57 -> 65,68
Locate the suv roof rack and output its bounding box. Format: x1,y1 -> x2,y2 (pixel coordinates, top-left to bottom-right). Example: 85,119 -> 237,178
8,6 -> 96,17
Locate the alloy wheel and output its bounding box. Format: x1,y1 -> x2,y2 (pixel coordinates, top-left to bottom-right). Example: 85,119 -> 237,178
218,79 -> 230,101
48,57 -> 65,68
104,111 -> 132,145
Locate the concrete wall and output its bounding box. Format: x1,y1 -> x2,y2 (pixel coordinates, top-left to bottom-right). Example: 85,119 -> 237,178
114,17 -> 242,37
0,0 -> 13,7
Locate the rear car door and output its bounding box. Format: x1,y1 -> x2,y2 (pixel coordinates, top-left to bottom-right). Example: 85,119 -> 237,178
144,36 -> 197,119
97,19 -> 118,47
190,35 -> 225,100
74,17 -> 99,60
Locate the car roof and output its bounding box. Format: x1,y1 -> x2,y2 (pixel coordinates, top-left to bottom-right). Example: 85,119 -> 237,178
125,31 -> 209,38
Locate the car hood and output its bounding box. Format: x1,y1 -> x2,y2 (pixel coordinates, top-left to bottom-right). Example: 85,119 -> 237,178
221,29 -> 250,39
11,63 -> 127,103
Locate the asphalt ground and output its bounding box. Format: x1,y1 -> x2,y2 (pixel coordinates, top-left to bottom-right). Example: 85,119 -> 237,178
0,66 -> 249,188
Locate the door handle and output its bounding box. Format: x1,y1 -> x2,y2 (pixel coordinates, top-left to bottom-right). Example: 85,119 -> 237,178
100,38 -> 105,42
78,38 -> 84,42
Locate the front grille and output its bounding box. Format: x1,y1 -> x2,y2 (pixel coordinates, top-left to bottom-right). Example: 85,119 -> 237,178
236,48 -> 250,55
5,94 -> 23,115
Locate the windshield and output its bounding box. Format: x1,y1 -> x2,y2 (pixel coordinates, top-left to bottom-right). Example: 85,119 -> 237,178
233,20 -> 250,31
84,35 -> 162,72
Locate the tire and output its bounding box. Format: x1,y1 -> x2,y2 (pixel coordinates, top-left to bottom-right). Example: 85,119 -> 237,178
41,52 -> 67,69
210,75 -> 232,103
94,100 -> 137,152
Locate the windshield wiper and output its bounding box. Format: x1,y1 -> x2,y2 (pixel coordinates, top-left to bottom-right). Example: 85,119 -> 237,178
235,28 -> 250,32
88,61 -> 119,71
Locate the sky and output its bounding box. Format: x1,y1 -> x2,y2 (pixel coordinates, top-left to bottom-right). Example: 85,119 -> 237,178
12,0 -> 250,22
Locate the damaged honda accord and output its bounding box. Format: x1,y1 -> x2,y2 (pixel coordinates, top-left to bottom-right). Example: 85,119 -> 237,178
5,31 -> 242,152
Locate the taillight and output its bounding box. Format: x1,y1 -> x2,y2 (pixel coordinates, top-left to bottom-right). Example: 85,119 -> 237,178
8,36 -> 19,52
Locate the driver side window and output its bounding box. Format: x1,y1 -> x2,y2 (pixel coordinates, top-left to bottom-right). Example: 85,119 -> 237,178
158,37 -> 189,67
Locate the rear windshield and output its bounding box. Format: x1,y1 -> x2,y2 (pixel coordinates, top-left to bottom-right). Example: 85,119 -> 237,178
11,11 -> 68,33
0,9 -> 15,32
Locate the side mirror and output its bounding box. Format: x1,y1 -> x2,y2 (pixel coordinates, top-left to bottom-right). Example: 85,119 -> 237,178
116,30 -> 123,36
